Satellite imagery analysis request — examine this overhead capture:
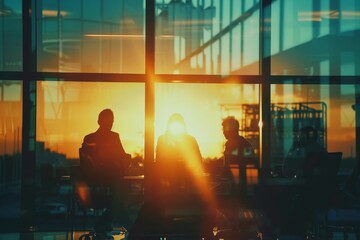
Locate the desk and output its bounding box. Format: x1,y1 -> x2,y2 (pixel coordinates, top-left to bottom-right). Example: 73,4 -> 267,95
123,175 -> 144,198
259,177 -> 306,186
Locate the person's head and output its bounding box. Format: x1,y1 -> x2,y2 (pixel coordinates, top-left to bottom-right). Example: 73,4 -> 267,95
297,125 -> 318,147
166,113 -> 186,135
222,116 -> 239,140
97,109 -> 114,131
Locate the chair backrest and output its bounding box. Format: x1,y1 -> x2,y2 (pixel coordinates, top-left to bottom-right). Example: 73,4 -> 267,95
75,147 -> 113,210
79,147 -> 96,172
79,147 -> 106,184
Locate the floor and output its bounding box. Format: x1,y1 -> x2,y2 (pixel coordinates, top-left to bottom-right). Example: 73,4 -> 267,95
0,201 -> 359,240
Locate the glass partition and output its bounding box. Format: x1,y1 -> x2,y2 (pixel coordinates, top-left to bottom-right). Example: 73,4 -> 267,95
271,0 -> 360,76
155,0 -> 260,75
143,82 -> 260,236
0,0 -> 22,71
270,83 -> 356,178
155,83 -> 259,160
37,0 -> 145,73
35,81 -> 144,225
0,80 -> 22,219
154,83 -> 259,200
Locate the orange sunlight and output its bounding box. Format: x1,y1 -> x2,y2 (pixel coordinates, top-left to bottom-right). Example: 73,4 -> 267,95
37,82 -> 259,160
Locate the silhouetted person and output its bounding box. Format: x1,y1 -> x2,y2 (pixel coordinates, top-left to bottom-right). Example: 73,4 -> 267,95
220,117 -> 254,231
283,125 -> 327,178
222,116 -> 254,167
81,108 -> 131,238
222,116 -> 254,195
155,113 -> 203,192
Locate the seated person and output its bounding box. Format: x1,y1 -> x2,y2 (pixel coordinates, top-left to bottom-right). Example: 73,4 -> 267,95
82,108 -> 130,183
81,108 -> 131,237
222,116 -> 254,166
220,117 -> 255,230
283,125 -> 327,178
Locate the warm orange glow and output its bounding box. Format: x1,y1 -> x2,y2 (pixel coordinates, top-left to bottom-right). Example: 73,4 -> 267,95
297,10 -> 343,21
42,10 -> 68,17
168,121 -> 185,136
76,181 -> 90,207
36,82 -> 259,159
84,34 -> 144,39
342,11 -> 360,19
84,34 -> 175,39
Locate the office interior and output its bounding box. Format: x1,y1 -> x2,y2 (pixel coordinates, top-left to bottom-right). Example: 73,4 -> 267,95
1,0 -> 360,239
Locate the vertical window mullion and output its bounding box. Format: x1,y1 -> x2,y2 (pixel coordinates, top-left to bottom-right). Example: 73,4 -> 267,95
145,0 -> 155,203
21,0 -> 37,234
259,0 -> 271,173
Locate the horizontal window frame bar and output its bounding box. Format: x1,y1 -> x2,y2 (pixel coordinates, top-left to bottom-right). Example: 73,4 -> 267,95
0,72 -> 359,84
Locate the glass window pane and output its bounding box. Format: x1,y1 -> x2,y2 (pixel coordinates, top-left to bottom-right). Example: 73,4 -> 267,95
155,83 -> 259,159
270,84 -> 356,179
0,0 -> 22,71
35,81 -> 144,227
154,83 -> 259,205
37,0 -> 145,73
271,0 -> 360,76
155,0 -> 260,75
0,80 -> 22,219
148,83 -> 260,235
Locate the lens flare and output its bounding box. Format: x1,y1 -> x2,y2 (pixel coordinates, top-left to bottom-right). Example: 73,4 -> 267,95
168,121 -> 186,135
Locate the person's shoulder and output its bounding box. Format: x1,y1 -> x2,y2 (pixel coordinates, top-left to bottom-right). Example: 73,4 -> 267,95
110,131 -> 119,136
186,133 -> 198,142
83,132 -> 96,141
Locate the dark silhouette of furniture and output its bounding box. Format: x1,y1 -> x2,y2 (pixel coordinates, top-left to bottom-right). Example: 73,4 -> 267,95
255,151 -> 343,238
69,148 -> 114,234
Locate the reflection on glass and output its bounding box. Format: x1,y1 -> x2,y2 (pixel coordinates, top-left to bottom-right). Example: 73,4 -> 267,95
0,80 -> 22,219
0,0 -> 22,71
155,0 -> 260,75
37,0 -> 145,73
271,0 -> 360,76
155,83 -> 259,159
271,84 -> 356,176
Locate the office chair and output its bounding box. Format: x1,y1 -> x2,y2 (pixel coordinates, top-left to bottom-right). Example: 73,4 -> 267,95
69,148 -> 115,240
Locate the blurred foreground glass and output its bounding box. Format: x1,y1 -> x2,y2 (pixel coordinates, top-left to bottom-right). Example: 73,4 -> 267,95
271,0 -> 360,76
37,0 -> 145,73
155,0 -> 260,75
0,0 -> 22,71
270,83 -> 357,176
0,80 -> 22,219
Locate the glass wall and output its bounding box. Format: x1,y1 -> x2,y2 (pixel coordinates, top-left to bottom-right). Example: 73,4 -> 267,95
0,0 -> 359,236
37,0 -> 145,73
35,81 -> 145,219
155,0 -> 260,75
0,0 -> 22,71
270,84 -> 357,177
155,83 -> 259,160
271,0 -> 360,76
0,80 -> 22,219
